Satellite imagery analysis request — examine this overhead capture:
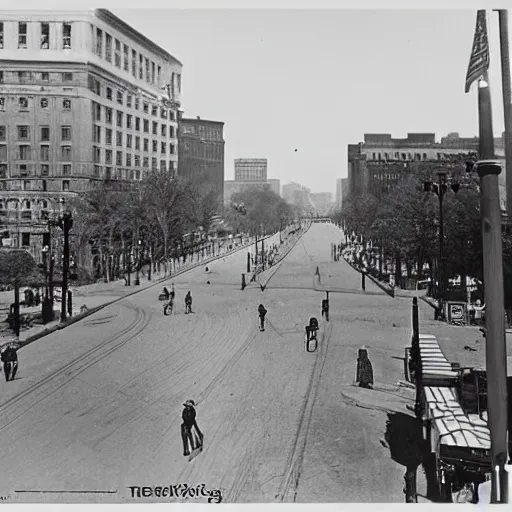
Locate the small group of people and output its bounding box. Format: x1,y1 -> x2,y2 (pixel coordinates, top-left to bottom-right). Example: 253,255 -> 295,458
162,285 -> 193,315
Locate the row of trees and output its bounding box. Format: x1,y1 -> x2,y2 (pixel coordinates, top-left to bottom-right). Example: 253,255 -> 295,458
68,169 -> 220,277
333,174 -> 485,295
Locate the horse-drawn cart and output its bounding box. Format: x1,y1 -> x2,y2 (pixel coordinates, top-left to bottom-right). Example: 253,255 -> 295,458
406,332 -> 492,502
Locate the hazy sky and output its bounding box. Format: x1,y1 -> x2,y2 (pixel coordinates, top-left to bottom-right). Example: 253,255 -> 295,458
113,8 -> 510,195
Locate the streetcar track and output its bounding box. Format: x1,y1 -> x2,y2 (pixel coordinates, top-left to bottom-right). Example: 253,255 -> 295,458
0,301 -> 151,433
276,320 -> 334,502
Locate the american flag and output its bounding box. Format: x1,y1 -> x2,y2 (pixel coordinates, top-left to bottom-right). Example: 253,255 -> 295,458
465,10 -> 490,93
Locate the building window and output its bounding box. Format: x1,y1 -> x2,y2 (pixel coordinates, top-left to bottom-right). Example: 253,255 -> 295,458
105,33 -> 112,62
161,142 -> 166,154
135,97 -> 140,110
145,58 -> 150,82
152,121 -> 158,135
63,99 -> 71,110
127,94 -> 132,108
18,145 -> 30,160
62,23 -> 71,48
126,134 -> 132,148
143,139 -> 149,151
94,165 -> 100,177
169,126 -> 175,138
96,28 -> 103,56
93,146 -> 101,163
40,126 -> 49,141
62,73 -> 72,82
135,137 -> 140,150
116,111 -> 123,126
18,71 -> 29,83
152,140 -> 158,152
151,62 -> 155,84
18,22 -> 27,48
116,131 -> 122,147
39,98 -> 48,110
152,105 -> 157,117
106,87 -> 112,100
0,126 -> 5,141
132,49 -> 137,77
143,157 -> 149,168
106,107 -> 112,124
157,65 -> 161,86
169,111 -> 175,121
134,155 -> 140,167
160,160 -> 166,171
18,126 -> 30,141
41,164 -> 49,176
40,23 -> 49,49
117,91 -> 123,105
105,128 -> 112,145
151,157 -> 157,170
0,71 -> 3,84
160,109 -> 167,120
0,145 -> 6,160
94,103 -> 101,121
123,44 -> 129,71
0,98 -> 4,110
21,233 -> 30,246
105,150 -> 112,164
61,146 -> 71,160
114,39 -> 121,68
127,114 -> 133,129
62,180 -> 70,191
116,151 -> 122,166
143,102 -> 149,114
62,164 -> 71,175
0,22 -> 3,49
135,117 -> 140,130
143,119 -> 149,133
139,54 -> 143,79
61,126 -> 72,141
126,154 -> 132,167
41,72 -> 49,82
161,125 -> 167,137
93,125 -> 101,143
40,145 -> 49,161
19,97 -> 29,110
170,144 -> 175,155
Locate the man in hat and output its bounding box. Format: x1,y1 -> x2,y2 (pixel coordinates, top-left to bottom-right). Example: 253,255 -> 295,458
1,342 -> 19,382
181,399 -> 204,457
185,291 -> 193,314
355,346 -> 374,389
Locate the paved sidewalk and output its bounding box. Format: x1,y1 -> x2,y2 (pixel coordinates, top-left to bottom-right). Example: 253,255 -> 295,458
0,234 -> 277,347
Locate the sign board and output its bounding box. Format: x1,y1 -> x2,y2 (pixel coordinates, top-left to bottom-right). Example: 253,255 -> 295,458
445,301 -> 467,325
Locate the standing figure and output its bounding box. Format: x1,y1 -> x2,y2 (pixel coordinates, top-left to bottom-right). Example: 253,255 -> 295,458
258,304 -> 267,331
321,298 -> 329,322
185,291 -> 193,314
306,317 -> 319,341
181,399 -> 204,457
355,346 -> 374,389
1,343 -> 19,382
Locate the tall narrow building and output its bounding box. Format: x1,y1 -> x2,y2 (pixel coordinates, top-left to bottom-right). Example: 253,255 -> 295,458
0,9 -> 182,258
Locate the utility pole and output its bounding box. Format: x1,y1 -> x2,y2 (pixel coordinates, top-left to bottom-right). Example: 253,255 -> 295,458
60,211 -> 72,323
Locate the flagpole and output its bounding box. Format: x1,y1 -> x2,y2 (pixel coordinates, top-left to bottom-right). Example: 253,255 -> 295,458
496,10 -> 512,222
477,69 -> 509,504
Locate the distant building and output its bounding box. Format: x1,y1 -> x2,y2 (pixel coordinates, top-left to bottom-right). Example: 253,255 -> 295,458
267,178 -> 280,196
336,178 -> 343,209
282,182 -> 313,211
0,9 -> 182,261
178,116 -> 225,202
234,158 -> 267,181
347,132 -> 506,200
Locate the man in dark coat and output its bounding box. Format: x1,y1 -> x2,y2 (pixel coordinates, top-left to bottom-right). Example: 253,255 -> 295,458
356,346 -> 374,389
258,304 -> 267,331
1,344 -> 19,382
181,399 -> 203,457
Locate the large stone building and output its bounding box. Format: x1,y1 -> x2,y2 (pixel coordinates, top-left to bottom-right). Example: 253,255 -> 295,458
0,9 -> 182,260
178,116 -> 224,203
224,158 -> 271,204
347,132 -> 506,199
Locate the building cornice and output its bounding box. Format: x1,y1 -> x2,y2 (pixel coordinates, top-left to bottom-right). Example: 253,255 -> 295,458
95,9 -> 182,67
180,118 -> 224,126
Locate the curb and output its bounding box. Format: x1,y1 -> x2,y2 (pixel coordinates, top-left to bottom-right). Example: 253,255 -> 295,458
258,224 -> 312,291
18,233 -> 276,350
341,258 -> 395,298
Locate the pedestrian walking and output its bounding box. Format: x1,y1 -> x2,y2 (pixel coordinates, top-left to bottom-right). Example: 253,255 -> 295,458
185,291 -> 193,314
321,298 -> 329,321
355,346 -> 374,389
181,399 -> 203,457
258,304 -> 267,331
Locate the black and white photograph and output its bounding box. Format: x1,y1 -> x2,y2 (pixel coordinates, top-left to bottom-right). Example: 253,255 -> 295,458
0,0 -> 511,506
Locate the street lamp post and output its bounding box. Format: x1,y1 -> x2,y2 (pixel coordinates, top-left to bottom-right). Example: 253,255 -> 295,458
134,239 -> 141,285
60,210 -> 72,323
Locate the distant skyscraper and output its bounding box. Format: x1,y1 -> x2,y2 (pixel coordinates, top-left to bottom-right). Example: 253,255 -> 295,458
267,178 -> 280,196
234,158 -> 267,181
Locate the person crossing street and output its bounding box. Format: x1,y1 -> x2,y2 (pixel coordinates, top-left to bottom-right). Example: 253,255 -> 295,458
185,291 -> 193,314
